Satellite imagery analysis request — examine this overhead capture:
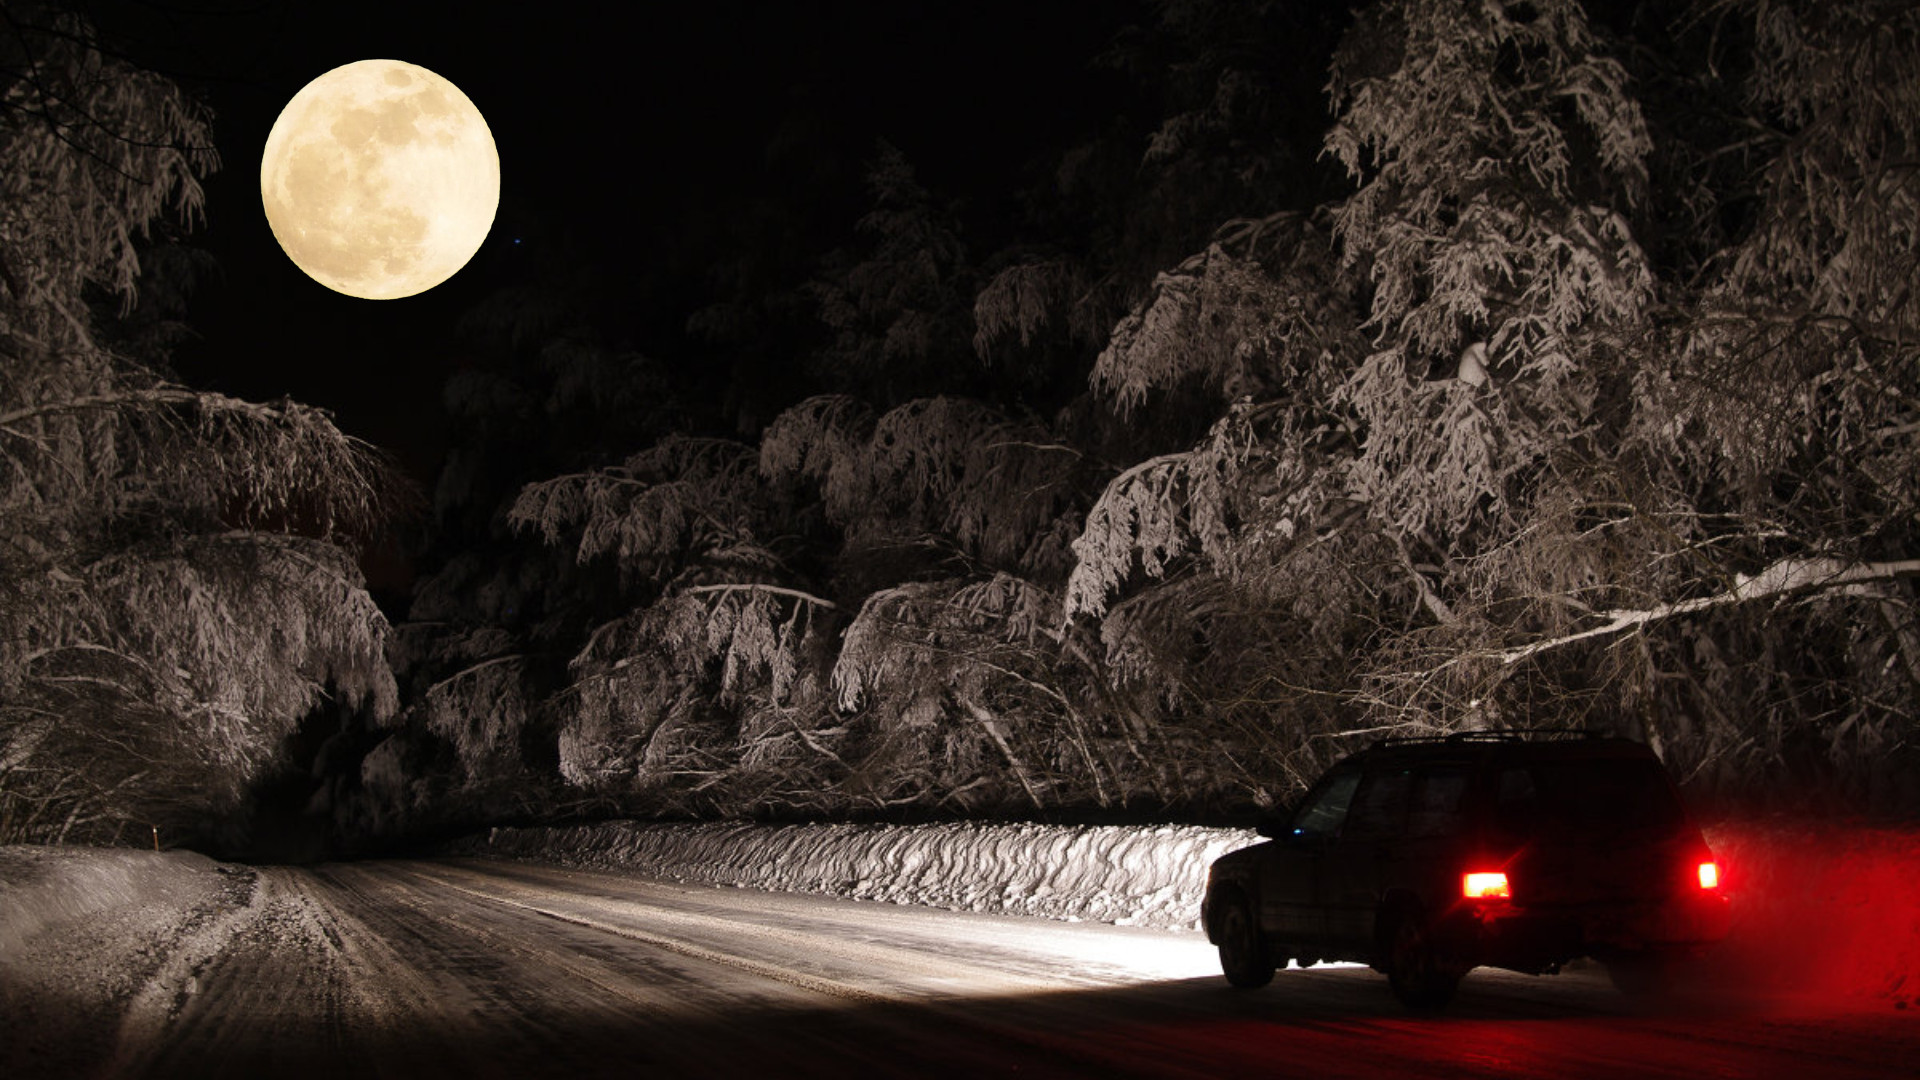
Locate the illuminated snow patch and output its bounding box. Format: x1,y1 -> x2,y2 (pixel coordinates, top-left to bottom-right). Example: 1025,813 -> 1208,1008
1010,921 -> 1224,982
464,821 -> 1263,931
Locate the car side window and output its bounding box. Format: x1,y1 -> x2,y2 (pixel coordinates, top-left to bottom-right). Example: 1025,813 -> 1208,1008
1494,767 -> 1537,840
1407,766 -> 1471,838
1342,770 -> 1412,841
1290,771 -> 1361,840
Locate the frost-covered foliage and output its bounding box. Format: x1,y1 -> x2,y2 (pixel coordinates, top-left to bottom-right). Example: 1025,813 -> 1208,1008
550,588 -> 843,814
762,394 -> 1086,573
1063,0 -> 1920,811
972,259 -> 1093,360
827,576 -> 1069,809
395,0 -> 1917,830
494,422 -> 855,813
0,6 -> 213,332
808,141 -> 973,400
513,366 -> 1251,816
1092,214 -> 1360,415
415,634 -> 529,776
1667,0 -> 1920,501
877,399 -> 1086,575
509,435 -> 772,583
1325,0 -> 1657,536
521,388 -> 1116,814
0,6 -> 403,842
757,393 -> 876,522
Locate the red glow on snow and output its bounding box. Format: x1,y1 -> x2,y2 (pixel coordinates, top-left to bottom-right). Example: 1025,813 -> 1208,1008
1697,861 -> 1720,889
1701,823 -> 1920,1005
1462,871 -> 1510,900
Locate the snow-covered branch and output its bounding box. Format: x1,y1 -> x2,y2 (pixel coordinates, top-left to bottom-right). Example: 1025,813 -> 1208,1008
0,386 -> 271,429
421,654 -> 527,699
681,583 -> 838,610
1495,557 -> 1920,666
1065,452 -> 1193,620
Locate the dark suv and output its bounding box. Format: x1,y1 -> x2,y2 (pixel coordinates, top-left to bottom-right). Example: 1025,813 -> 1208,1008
1202,732 -> 1729,1009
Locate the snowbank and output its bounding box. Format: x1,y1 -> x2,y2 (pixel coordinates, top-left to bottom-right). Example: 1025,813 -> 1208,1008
459,820 -> 1263,930
0,846 -> 240,958
0,846 -> 256,1078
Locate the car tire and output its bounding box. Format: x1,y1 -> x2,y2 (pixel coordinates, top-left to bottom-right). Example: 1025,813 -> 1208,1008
1383,902 -> 1460,1010
1215,892 -> 1276,989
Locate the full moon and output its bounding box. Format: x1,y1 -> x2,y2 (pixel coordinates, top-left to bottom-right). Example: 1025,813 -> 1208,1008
261,59 -> 499,300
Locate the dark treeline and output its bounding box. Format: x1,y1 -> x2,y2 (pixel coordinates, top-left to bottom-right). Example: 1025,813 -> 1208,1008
3,0 -> 1917,852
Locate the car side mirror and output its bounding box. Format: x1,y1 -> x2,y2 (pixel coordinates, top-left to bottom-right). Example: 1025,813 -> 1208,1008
1256,815 -> 1292,840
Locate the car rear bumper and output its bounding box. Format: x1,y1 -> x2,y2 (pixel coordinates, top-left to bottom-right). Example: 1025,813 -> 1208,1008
1460,892 -> 1732,969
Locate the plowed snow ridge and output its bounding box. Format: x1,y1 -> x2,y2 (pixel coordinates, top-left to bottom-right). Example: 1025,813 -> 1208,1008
460,820 -> 1261,930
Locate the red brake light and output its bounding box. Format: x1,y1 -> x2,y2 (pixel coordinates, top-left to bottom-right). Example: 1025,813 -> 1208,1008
1697,861 -> 1720,890
1463,871 -> 1510,900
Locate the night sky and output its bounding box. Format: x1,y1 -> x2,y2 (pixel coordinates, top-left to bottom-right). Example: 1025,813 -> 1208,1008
75,1 -> 1135,493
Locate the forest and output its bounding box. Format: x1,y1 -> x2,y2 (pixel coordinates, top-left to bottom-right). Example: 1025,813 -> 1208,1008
2,0 -> 1916,852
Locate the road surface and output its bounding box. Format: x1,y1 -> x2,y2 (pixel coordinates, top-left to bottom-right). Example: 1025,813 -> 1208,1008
87,859 -> 1920,1078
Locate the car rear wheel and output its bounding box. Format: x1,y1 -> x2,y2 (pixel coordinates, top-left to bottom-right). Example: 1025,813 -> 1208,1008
1215,892 -> 1275,989
1383,902 -> 1460,1010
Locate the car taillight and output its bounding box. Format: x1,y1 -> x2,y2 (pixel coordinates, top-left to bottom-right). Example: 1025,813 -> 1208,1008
1463,871 -> 1510,900
1697,861 -> 1720,890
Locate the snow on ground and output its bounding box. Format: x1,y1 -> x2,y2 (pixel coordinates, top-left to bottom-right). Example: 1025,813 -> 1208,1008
0,846 -> 260,1078
3,811 -> 1916,1070
1704,821 -> 1920,1005
455,820 -> 1262,931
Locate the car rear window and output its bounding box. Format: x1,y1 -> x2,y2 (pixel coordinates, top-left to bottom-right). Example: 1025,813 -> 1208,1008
1495,757 -> 1683,836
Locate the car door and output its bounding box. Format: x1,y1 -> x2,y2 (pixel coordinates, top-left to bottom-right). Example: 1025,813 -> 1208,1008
1318,768 -> 1412,948
1395,763 -> 1476,913
1260,769 -> 1359,943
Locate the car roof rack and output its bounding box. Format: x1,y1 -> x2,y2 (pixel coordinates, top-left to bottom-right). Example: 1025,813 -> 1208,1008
1370,728 -> 1606,748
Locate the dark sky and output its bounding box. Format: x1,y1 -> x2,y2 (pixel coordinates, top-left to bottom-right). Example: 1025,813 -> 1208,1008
74,1 -> 1134,491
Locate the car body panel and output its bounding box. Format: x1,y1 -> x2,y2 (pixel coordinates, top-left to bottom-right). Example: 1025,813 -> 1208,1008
1257,837 -> 1321,941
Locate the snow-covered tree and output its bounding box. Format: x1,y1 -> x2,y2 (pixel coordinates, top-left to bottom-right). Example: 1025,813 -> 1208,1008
808,142 -> 974,403
1064,0 -> 1919,809
379,0 -> 1919,824
0,5 -> 403,842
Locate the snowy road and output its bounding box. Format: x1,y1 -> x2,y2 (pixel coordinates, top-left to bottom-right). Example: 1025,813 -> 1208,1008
93,859 -> 1920,1079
